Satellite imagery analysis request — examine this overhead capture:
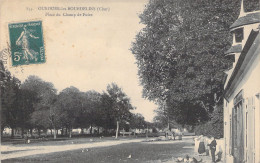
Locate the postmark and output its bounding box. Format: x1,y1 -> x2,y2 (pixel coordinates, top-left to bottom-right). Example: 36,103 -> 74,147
8,21 -> 45,66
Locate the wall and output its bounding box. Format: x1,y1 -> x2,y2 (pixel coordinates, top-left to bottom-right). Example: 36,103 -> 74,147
224,42 -> 260,162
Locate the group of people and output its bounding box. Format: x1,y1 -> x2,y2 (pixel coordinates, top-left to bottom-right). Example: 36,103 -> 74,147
197,136 -> 222,162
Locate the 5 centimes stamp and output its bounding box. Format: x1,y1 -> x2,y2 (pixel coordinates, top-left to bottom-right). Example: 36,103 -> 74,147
8,21 -> 45,66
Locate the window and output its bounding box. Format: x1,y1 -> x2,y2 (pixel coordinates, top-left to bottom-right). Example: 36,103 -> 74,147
234,28 -> 244,43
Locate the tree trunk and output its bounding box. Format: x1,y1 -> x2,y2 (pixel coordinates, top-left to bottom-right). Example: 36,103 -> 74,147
69,128 -> 72,138
81,128 -> 84,135
65,127 -> 68,136
30,128 -> 33,136
146,126 -> 148,139
11,128 -> 14,138
115,121 -> 119,139
90,124 -> 93,136
51,129 -> 53,135
53,127 -> 56,139
97,126 -> 100,135
168,116 -> 170,131
38,128 -> 41,137
61,128 -> 63,136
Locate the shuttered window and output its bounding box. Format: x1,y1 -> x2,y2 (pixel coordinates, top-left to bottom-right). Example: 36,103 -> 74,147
247,97 -> 255,163
232,90 -> 244,163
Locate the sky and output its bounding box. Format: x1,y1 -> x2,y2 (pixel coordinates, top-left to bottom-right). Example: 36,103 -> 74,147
0,0 -> 157,122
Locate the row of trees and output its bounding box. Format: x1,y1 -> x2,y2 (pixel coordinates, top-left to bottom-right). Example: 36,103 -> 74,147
132,0 -> 259,136
1,62 -> 147,139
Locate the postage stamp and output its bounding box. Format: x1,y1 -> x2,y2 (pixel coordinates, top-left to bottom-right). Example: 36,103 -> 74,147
8,21 -> 45,66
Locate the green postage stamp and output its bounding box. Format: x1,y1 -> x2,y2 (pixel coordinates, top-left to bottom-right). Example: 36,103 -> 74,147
8,21 -> 45,66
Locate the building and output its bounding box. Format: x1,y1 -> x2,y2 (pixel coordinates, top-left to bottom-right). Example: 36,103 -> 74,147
223,1 -> 260,162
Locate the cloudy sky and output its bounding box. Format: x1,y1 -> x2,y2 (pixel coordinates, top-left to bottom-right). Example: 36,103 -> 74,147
0,0 -> 157,121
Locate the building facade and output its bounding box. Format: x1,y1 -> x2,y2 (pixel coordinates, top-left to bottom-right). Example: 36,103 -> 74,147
223,1 -> 260,163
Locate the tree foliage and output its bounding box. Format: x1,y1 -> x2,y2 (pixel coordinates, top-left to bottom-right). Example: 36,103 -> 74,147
129,113 -> 146,129
15,89 -> 37,130
106,83 -> 134,123
106,83 -> 135,138
194,104 -> 224,137
1,61 -> 21,132
21,76 -> 57,131
131,0 -> 259,126
1,73 -> 142,138
100,92 -> 117,130
56,87 -> 82,133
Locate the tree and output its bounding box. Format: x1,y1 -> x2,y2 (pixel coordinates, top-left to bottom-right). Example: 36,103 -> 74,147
76,90 -> 102,135
100,92 -> 117,132
0,60 -> 7,133
194,104 -> 223,137
0,61 -> 21,137
106,83 -> 134,138
131,0 -> 259,126
14,88 -> 37,137
86,91 -> 103,135
153,109 -> 173,130
129,113 -> 146,135
21,75 -> 57,137
171,100 -> 210,127
56,86 -> 82,138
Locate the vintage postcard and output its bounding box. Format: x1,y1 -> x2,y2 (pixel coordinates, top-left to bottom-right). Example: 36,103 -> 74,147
1,0 -> 260,162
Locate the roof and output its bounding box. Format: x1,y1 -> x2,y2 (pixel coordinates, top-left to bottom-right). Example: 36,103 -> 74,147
230,12 -> 260,29
224,29 -> 259,100
225,44 -> 242,55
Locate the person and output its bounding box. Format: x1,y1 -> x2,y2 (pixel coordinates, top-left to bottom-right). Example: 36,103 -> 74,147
24,134 -> 28,144
172,131 -> 176,140
205,137 -> 211,156
208,137 -> 217,162
24,134 -> 30,144
183,155 -> 191,162
198,137 -> 205,155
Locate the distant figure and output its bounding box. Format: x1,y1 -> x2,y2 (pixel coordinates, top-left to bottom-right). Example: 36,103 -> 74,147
24,135 -> 30,144
184,155 -> 191,162
16,26 -> 39,61
198,137 -> 205,154
24,135 -> 28,144
208,137 -> 217,162
165,131 -> 168,138
205,137 -> 211,156
172,131 -> 176,140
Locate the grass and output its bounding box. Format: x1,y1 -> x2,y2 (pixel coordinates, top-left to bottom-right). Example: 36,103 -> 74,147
3,140 -> 194,163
